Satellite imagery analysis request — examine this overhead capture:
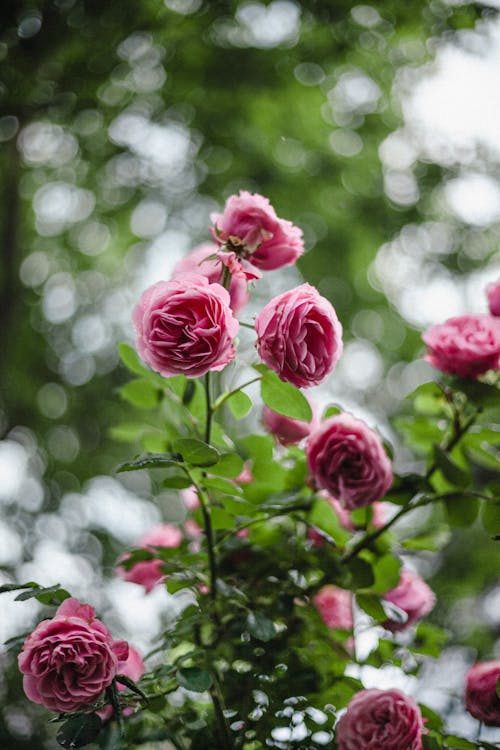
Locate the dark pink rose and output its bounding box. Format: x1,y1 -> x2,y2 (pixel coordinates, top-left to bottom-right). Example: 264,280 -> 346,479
255,284 -> 343,388
422,314 -> 500,379
465,661 -> 500,726
98,645 -> 145,722
262,399 -> 317,445
487,278 -> 500,316
306,414 -> 393,510
171,243 -> 249,314
18,598 -> 128,714
383,570 -> 435,632
132,274 -> 239,378
313,586 -> 353,630
210,191 -> 304,271
336,689 -> 426,750
117,524 -> 183,593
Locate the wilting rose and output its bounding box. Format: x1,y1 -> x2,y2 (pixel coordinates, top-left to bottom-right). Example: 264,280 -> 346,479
255,284 -> 343,388
306,414 -> 393,510
336,689 -> 426,750
171,243 -> 249,314
422,314 -> 500,379
383,570 -> 435,632
18,598 -> 128,713
210,191 -> 304,271
133,274 -> 238,378
487,279 -> 500,316
314,586 -> 353,631
465,661 -> 500,726
117,524 -> 183,593
98,645 -> 145,722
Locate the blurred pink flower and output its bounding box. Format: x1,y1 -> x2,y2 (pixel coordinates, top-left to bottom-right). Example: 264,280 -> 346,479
422,314 -> 500,379
487,278 -> 500,316
383,569 -> 435,632
465,661 -> 500,726
117,524 -> 183,593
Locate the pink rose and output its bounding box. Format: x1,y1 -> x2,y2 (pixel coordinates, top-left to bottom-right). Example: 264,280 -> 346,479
306,414 -> 393,510
465,661 -> 500,726
171,243 -> 249,314
132,274 -> 239,378
383,570 -> 435,632
336,689 -> 426,750
255,284 -> 343,388
117,524 -> 183,593
487,278 -> 500,316
422,314 -> 500,379
313,586 -> 353,630
182,486 -> 200,510
18,598 -> 128,714
210,191 -> 304,271
262,400 -> 317,445
98,645 -> 145,722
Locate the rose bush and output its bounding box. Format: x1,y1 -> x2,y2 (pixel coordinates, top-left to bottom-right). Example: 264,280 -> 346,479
210,190 -> 304,270
133,274 -> 238,378
255,283 -> 343,387
18,598 -> 128,713
117,523 -> 183,593
336,688 -> 426,750
465,661 -> 500,726
306,413 -> 393,509
422,314 -> 500,379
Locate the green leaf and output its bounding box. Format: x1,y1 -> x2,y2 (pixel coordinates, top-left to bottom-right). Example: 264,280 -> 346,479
443,735 -> 476,749
227,389 -> 252,419
182,380 -> 196,405
56,713 -> 102,749
15,584 -> 70,605
246,611 -> 277,642
371,555 -> 401,595
433,445 -> 471,487
422,734 -> 443,750
402,525 -> 451,551
120,379 -> 160,409
115,674 -> 148,701
443,494 -> 479,528
346,558 -> 374,590
356,593 -> 386,621
209,453 -> 245,478
406,381 -> 446,415
322,404 -> 342,419
309,499 -> 350,546
256,366 -> 312,421
162,474 -> 192,489
482,500 -> 500,537
203,476 -> 242,495
176,667 -> 212,692
0,582 -> 39,594
117,452 -> 182,473
118,342 -> 149,376
172,438 -> 220,467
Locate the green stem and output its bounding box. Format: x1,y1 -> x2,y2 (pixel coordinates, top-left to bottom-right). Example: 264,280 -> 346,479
204,372 -> 213,445
212,376 -> 262,412
425,408 -> 478,481
221,264 -> 232,291
238,320 -> 255,330
210,678 -> 233,750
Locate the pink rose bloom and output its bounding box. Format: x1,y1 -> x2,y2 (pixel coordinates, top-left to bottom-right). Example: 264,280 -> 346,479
262,400 -> 317,445
422,314 -> 500,379
133,274 -> 239,378
210,191 -> 304,271
313,586 -> 353,631
487,278 -> 500,316
306,414 -> 393,510
117,524 -> 183,593
336,688 -> 426,750
171,243 -> 249,314
465,661 -> 500,726
98,645 -> 145,722
255,284 -> 343,388
18,598 -> 128,714
383,570 -> 436,632
182,486 -> 200,510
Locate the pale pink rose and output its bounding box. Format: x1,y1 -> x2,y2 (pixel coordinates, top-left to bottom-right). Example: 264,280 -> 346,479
182,486 -> 200,510
487,278 -> 500,316
133,274 -> 238,378
306,414 -> 393,510
336,689 -> 426,750
171,243 -> 249,314
117,524 -> 183,593
262,399 -> 318,445
98,645 -> 145,722
383,570 -> 435,632
255,284 -> 343,388
465,661 -> 500,726
235,462 -> 253,484
313,586 -> 353,631
210,191 -> 304,271
18,598 -> 128,714
422,314 -> 500,379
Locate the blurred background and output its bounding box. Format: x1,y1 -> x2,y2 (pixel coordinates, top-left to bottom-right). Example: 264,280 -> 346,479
1,0 -> 500,747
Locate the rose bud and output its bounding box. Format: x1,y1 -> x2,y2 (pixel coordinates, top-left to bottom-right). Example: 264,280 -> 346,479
336,688 -> 426,750
133,274 -> 238,378
306,413 -> 393,510
255,283 -> 343,388
422,314 -> 500,379
18,598 -> 128,713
